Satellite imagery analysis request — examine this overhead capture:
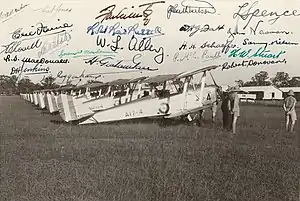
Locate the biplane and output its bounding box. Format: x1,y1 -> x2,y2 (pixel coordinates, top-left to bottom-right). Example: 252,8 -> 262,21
32,91 -> 39,106
36,90 -> 47,109
60,65 -> 219,125
21,93 -> 28,102
28,92 -> 33,104
57,76 -> 148,122
42,88 -> 60,114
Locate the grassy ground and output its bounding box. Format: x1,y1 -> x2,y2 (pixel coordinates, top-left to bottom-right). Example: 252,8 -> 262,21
0,96 -> 299,201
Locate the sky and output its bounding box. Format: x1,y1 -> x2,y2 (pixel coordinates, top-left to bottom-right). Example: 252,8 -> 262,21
0,0 -> 299,86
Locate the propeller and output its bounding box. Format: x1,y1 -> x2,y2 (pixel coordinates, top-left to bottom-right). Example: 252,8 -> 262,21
209,72 -> 220,88
209,72 -> 225,100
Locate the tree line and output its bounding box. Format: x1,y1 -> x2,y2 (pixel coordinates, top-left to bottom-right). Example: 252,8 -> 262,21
0,71 -> 299,95
235,71 -> 300,88
0,75 -> 101,95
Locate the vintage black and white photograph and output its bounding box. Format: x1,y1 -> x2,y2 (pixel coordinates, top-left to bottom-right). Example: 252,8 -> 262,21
0,0 -> 299,200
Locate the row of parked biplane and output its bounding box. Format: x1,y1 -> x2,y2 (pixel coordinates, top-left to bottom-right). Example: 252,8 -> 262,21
20,65 -> 219,125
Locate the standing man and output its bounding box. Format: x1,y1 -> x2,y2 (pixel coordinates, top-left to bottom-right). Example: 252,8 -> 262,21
228,87 -> 241,134
283,90 -> 297,133
211,100 -> 218,123
217,86 -> 232,130
221,91 -> 231,130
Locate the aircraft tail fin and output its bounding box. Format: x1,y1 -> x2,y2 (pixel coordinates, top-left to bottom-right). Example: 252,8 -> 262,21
50,93 -> 58,112
57,94 -> 78,122
57,94 -> 94,123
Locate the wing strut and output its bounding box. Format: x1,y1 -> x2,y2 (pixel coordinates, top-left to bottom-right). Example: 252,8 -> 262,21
198,71 -> 207,106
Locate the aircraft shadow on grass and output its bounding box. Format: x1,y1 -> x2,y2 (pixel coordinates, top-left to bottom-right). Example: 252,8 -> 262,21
49,115 -> 217,128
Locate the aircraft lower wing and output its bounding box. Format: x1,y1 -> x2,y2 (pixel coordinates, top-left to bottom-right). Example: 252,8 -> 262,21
70,112 -> 95,122
164,104 -> 214,119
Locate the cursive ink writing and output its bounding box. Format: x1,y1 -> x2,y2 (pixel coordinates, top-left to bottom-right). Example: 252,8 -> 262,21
22,57 -> 69,64
201,50 -> 221,62
178,41 -> 197,50
226,24 -> 246,42
0,4 -> 29,23
52,69 -> 102,84
233,1 -> 300,30
38,30 -> 72,58
11,19 -> 73,40
269,38 -> 298,46
243,38 -> 298,49
222,59 -> 287,70
173,51 -> 199,62
200,41 -> 236,54
58,49 -> 116,58
248,20 -> 292,35
128,35 -> 164,64
228,47 -> 286,59
87,22 -> 164,37
96,35 -> 123,53
83,54 -> 158,71
3,54 -> 18,62
95,1 -> 165,26
3,54 -> 69,64
0,39 -> 42,55
179,24 -> 224,37
33,4 -> 72,15
10,62 -> 50,77
259,30 -> 291,35
167,0 -> 216,19
242,38 -> 268,49
248,20 -> 263,35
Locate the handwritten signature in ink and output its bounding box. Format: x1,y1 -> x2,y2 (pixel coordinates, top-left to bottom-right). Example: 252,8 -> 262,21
11,20 -> 73,40
0,4 -> 29,23
87,22 -> 164,37
167,0 -> 216,19
83,54 -> 158,71
95,1 -> 165,26
33,4 -> 72,16
38,30 -> 72,58
233,1 -> 300,30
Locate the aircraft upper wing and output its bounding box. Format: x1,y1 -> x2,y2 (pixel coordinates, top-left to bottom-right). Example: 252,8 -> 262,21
176,65 -> 220,79
164,104 -> 214,119
127,76 -> 148,83
73,83 -> 90,90
86,82 -> 106,89
143,74 -> 178,84
53,86 -> 74,92
105,79 -> 131,86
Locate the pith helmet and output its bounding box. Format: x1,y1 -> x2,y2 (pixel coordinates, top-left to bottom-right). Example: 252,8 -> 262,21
287,90 -> 295,96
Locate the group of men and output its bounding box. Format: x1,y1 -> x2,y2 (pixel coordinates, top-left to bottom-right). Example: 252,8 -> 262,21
203,87 -> 297,134
193,86 -> 241,134
218,86 -> 241,134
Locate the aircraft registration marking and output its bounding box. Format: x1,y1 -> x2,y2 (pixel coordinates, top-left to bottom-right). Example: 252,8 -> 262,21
125,109 -> 143,117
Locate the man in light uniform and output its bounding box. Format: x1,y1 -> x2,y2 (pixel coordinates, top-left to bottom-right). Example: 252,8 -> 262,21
228,86 -> 241,134
283,90 -> 297,133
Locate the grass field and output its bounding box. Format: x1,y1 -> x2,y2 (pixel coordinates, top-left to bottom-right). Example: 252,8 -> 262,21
0,96 -> 299,201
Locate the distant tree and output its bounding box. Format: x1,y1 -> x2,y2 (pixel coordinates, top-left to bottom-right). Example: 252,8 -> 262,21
9,75 -> 18,94
271,72 -> 290,87
235,79 -> 244,87
17,78 -> 36,93
34,83 -> 43,90
288,77 -> 300,87
0,75 -> 18,94
243,81 -> 257,86
250,71 -> 272,86
40,76 -> 59,89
